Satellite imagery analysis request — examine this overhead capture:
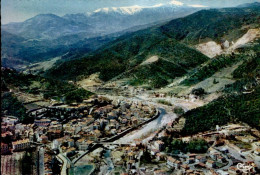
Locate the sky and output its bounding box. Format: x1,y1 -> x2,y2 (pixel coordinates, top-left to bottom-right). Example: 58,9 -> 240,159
1,0 -> 259,24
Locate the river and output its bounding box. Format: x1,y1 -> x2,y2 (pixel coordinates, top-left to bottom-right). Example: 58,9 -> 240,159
115,107 -> 177,144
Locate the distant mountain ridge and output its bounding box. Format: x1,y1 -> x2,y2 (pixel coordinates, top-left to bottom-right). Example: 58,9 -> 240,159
237,1 -> 260,8
45,4 -> 260,88
2,3 -> 199,40
1,3 -> 200,68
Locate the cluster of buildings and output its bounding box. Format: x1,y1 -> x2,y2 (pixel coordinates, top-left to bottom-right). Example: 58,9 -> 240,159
1,116 -> 32,154
139,123 -> 260,175
2,93 -> 259,175
1,97 -> 157,175
97,123 -> 260,175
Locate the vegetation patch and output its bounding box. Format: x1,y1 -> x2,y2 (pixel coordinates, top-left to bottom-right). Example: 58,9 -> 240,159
181,54 -> 239,86
162,138 -> 209,154
157,99 -> 172,106
1,68 -> 93,104
181,87 -> 260,135
1,92 -> 33,123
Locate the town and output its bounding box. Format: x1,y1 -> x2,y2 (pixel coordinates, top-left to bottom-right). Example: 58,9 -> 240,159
1,94 -> 259,175
1,1 -> 260,175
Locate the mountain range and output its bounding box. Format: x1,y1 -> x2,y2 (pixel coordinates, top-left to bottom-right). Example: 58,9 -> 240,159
1,2 -> 259,135
1,3 -> 201,69
45,4 -> 260,88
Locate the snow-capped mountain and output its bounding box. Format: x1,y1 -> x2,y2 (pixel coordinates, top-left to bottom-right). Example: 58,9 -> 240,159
92,5 -> 143,15
90,2 -> 190,16
1,2 -> 203,68
2,2 -> 202,40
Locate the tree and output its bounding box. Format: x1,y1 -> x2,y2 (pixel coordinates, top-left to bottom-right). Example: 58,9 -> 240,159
173,106 -> 185,116
191,88 -> 206,96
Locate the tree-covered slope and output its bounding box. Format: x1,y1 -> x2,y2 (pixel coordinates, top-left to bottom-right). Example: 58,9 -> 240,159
180,40 -> 260,135
181,86 -> 260,135
1,68 -> 93,105
46,26 -> 208,85
46,6 -> 259,87
160,6 -> 260,44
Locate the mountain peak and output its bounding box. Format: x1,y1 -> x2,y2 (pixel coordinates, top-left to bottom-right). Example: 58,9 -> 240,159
33,13 -> 60,18
93,5 -> 143,15
25,13 -> 63,22
168,0 -> 184,6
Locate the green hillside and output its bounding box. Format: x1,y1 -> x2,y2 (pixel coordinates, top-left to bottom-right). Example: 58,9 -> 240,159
1,68 -> 93,105
46,29 -> 208,86
160,6 -> 260,44
180,40 -> 260,135
181,86 -> 260,135
46,6 -> 259,88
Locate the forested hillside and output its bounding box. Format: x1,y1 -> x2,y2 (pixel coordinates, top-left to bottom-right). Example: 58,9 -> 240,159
46,6 -> 259,88
180,40 -> 260,135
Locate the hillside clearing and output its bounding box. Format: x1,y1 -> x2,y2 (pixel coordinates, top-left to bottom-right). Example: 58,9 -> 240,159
140,56 -> 159,65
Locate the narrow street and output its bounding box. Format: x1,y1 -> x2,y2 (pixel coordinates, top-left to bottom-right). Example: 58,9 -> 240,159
39,147 -> 45,175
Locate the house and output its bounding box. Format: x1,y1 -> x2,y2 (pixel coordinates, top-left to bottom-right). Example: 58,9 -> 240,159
188,158 -> 195,164
41,135 -> 48,143
210,153 -> 220,160
228,166 -> 240,175
67,139 -> 75,147
76,138 -> 85,147
121,119 -> 128,125
167,156 -> 181,169
154,140 -> 164,151
47,130 -> 62,140
180,164 -> 189,171
111,129 -> 117,135
155,153 -> 165,161
254,148 -> 260,155
131,117 -> 138,125
78,140 -> 93,151
52,139 -> 62,150
217,155 -> 225,163
142,106 -> 150,114
186,169 -> 194,174
128,151 -> 135,160
2,117 -> 18,125
150,149 -> 159,156
34,119 -> 51,127
154,170 -> 167,175
167,156 -> 176,168
188,153 -> 197,159
124,147 -> 131,153
94,130 -> 101,138
49,124 -> 62,131
12,139 -> 30,151
209,169 -> 219,175
206,160 -> 216,168
107,112 -> 118,120
1,143 -> 10,154
66,147 -> 76,157
196,156 -> 206,163
195,162 -> 206,169
127,160 -> 136,170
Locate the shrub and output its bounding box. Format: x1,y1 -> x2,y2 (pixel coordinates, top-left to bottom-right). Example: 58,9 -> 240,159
174,106 -> 185,115
191,88 -> 206,96
157,99 -> 172,106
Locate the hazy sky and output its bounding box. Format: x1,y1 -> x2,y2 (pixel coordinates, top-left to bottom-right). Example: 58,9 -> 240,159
2,0 -> 259,24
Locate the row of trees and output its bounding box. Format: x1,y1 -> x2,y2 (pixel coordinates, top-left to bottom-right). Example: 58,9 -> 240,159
162,138 -> 209,154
